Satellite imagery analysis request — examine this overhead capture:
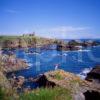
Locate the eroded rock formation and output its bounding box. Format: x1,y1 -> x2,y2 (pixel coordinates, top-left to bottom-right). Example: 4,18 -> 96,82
86,65 -> 100,83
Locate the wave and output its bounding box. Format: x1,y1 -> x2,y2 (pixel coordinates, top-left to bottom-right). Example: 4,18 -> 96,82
78,49 -> 90,52
25,63 -> 33,69
23,58 -> 27,61
25,52 -> 40,55
62,53 -> 68,56
28,63 -> 33,66
77,68 -> 92,79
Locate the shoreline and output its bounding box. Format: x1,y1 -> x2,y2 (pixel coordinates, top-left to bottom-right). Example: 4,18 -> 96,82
0,36 -> 100,99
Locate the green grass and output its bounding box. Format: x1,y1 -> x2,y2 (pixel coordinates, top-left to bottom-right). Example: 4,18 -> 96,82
0,35 -> 56,48
0,87 -> 5,100
0,87 -> 15,100
55,72 -> 63,80
19,87 -> 72,100
0,86 -> 72,100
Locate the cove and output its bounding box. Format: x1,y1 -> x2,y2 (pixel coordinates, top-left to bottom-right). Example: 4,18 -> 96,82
11,46 -> 100,79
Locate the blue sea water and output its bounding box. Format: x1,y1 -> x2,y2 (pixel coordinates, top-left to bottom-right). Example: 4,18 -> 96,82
13,46 -> 100,80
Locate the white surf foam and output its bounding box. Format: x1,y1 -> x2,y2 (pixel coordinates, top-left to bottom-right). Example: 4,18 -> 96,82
78,49 -> 90,52
28,63 -> 33,66
77,68 -> 92,79
63,53 -> 68,56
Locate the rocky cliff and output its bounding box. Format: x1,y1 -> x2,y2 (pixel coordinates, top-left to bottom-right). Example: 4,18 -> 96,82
36,70 -> 100,100
86,65 -> 100,83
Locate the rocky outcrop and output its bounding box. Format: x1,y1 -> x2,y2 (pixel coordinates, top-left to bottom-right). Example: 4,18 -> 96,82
35,70 -> 100,100
0,54 -> 28,95
84,90 -> 100,100
9,75 -> 25,92
0,36 -> 57,49
56,40 -> 100,51
56,44 -> 80,51
3,69 -> 100,99
85,65 -> 100,83
0,71 -> 12,89
4,58 -> 28,73
36,74 -> 56,87
0,54 -> 28,73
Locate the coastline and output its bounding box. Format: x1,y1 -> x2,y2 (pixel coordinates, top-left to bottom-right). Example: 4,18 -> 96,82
0,36 -> 100,99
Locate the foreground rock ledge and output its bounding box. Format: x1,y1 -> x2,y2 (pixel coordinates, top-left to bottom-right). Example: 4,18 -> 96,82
36,70 -> 100,100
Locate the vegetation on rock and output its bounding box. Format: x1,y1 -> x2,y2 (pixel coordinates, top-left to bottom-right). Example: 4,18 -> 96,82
19,86 -> 72,100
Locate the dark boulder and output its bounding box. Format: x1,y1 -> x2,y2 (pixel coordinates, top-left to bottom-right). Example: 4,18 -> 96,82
36,74 -> 56,88
84,90 -> 100,100
86,65 -> 100,83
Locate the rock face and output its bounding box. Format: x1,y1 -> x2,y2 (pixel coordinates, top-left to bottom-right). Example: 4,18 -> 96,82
56,44 -> 80,51
35,70 -> 100,100
86,65 -> 100,83
85,66 -> 100,100
84,90 -> 100,100
0,54 -> 28,73
36,74 -> 56,87
0,54 -> 28,95
0,71 -> 12,89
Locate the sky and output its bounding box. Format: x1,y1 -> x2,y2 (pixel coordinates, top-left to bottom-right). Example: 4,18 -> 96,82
0,0 -> 100,39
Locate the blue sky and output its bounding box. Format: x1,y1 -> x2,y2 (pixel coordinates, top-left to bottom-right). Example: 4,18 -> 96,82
0,0 -> 100,39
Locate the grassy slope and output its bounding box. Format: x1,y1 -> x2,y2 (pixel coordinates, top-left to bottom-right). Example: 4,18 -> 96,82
19,87 -> 72,100
0,35 -> 58,48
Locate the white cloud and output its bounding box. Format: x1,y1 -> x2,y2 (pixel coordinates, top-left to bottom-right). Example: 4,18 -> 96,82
36,26 -> 95,39
36,26 -> 88,33
49,26 -> 88,33
36,32 -> 98,39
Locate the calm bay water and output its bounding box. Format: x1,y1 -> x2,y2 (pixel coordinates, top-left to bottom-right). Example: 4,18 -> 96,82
14,46 -> 100,79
